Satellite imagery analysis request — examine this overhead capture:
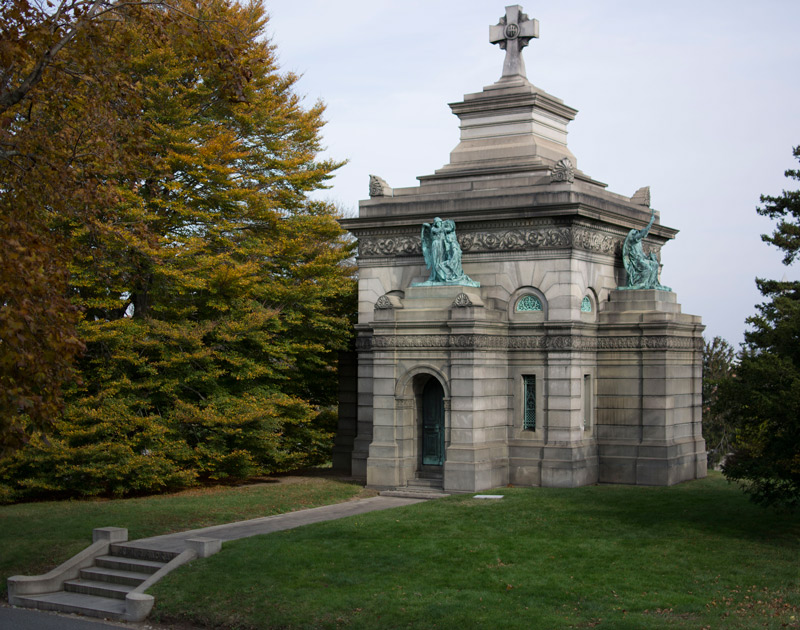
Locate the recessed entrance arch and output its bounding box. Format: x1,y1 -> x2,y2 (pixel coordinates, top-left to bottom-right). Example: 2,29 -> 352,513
392,366 -> 450,485
421,377 -> 445,466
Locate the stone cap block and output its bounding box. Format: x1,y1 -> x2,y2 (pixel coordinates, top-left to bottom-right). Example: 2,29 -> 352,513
125,592 -> 155,622
186,537 -> 222,558
602,289 -> 681,314
93,527 -> 128,543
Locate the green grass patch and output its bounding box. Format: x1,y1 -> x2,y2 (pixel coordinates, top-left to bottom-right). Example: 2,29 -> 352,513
151,473 -> 799,630
0,475 -> 371,598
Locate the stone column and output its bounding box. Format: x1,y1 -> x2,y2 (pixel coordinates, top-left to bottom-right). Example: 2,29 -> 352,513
538,336 -> 599,487
350,328 -> 374,481
444,299 -> 510,492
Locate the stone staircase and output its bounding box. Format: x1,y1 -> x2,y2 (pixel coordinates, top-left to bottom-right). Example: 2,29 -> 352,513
8,527 -> 219,622
13,544 -> 178,620
380,472 -> 450,499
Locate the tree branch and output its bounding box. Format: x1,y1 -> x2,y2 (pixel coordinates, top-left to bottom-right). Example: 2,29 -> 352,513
0,0 -> 214,117
0,0 -> 105,115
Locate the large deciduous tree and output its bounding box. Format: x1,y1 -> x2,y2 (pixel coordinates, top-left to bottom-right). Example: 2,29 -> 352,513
0,0 -> 355,500
0,0 -> 107,452
718,146 -> 800,510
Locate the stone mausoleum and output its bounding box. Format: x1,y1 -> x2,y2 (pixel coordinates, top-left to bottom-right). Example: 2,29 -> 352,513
334,6 -> 706,493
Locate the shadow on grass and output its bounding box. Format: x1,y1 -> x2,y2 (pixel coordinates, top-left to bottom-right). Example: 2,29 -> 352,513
525,474 -> 799,547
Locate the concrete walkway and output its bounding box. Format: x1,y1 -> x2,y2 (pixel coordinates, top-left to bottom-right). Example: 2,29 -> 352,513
0,606 -> 137,630
2,495 -> 425,629
119,495 -> 423,554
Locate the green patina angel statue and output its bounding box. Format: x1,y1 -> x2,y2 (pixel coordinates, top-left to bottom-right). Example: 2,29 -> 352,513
620,208 -> 671,291
412,217 -> 480,287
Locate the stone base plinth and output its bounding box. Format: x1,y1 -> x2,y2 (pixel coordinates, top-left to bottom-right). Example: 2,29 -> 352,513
595,289 -> 706,486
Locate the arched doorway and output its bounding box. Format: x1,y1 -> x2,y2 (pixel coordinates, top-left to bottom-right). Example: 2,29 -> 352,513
421,377 -> 445,466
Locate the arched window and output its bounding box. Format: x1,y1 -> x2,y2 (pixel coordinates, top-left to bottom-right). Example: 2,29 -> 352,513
516,294 -> 543,312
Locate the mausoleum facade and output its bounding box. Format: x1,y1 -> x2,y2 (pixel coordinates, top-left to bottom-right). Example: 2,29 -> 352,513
334,6 -> 706,492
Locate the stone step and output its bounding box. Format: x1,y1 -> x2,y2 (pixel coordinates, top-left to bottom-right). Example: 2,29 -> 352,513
110,543 -> 179,564
415,470 -> 444,480
13,591 -> 127,620
95,554 -> 165,574
64,578 -> 135,600
380,489 -> 449,500
80,566 -> 151,587
409,477 -> 443,488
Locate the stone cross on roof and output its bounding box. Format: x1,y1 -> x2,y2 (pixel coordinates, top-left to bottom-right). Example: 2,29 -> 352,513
489,5 -> 539,80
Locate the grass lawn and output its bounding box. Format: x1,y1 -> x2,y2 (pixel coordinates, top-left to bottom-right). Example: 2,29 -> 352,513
151,473 -> 799,630
0,474 -> 371,598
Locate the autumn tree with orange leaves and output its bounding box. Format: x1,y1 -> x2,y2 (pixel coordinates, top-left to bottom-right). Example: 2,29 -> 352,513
0,0 -> 355,499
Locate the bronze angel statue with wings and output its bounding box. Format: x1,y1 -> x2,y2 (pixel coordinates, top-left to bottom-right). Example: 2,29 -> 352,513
413,217 -> 479,287
620,208 -> 670,291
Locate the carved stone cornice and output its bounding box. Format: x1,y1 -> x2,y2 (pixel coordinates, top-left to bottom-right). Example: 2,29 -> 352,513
357,334 -> 701,351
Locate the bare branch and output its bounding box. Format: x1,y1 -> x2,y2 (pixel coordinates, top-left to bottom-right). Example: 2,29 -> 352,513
0,0 -> 215,116
0,0 -> 105,115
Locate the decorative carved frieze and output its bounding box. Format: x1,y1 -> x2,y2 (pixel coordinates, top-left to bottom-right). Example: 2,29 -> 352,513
356,225 -> 657,259
358,333 -> 702,351
595,336 -> 640,350
372,335 -> 450,349
593,336 -> 702,351
355,336 -> 373,350
450,334 -> 508,348
458,227 -> 572,252
359,227 -> 577,258
395,398 -> 415,409
359,235 -> 420,257
572,227 -> 622,256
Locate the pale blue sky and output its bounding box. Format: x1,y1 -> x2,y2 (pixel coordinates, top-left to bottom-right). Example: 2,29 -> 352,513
266,1 -> 800,347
